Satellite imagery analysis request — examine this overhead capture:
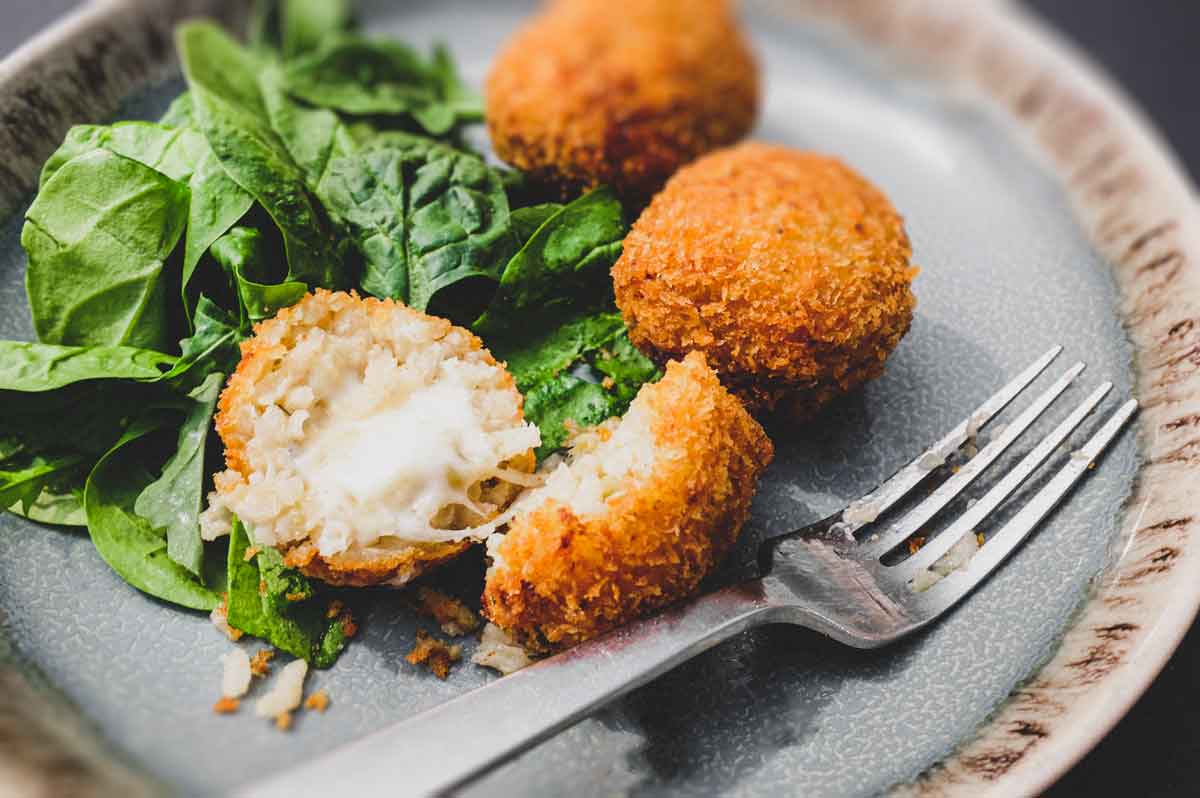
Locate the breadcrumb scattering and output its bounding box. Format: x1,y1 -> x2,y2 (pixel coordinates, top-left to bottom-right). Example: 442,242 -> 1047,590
220,649 -> 252,699
210,598 -> 243,642
275,712 -> 293,732
249,649 -> 275,678
486,0 -> 759,200
416,586 -> 481,636
613,143 -> 917,418
304,689 -> 331,713
406,630 -> 462,679
483,352 -> 773,650
255,659 -> 308,719
200,290 -> 538,587
472,623 -> 533,676
213,697 -> 240,715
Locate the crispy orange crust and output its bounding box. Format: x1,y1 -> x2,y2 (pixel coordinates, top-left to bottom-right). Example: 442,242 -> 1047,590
485,0 -> 760,202
613,143 -> 919,417
214,289 -> 533,586
482,352 -> 773,651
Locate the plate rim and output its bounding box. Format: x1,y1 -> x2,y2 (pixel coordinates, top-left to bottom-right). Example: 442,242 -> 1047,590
1,0 -> 1199,796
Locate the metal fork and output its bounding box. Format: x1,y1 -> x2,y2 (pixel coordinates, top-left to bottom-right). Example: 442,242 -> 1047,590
241,345 -> 1138,798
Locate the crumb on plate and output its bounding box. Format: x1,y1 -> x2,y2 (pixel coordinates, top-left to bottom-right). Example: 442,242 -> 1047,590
416,586 -> 481,637
406,630 -> 462,679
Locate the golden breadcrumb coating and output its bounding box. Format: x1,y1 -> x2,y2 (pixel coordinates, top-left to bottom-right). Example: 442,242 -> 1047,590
486,0 -> 760,202
613,143 -> 919,417
213,289 -> 535,587
482,352 -> 773,651
406,630 -> 462,680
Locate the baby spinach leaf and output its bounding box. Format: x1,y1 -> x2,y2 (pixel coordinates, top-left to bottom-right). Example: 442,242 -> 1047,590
178,22 -> 345,290
210,227 -> 308,322
259,64 -> 351,192
250,0 -> 355,59
133,372 -> 224,578
38,122 -> 256,324
490,312 -> 627,393
83,415 -> 220,611
8,485 -> 87,527
159,297 -> 243,387
509,203 -> 563,244
226,518 -> 350,667
524,375 -> 622,460
590,332 -> 661,406
0,341 -> 174,392
320,133 -> 514,312
281,37 -> 482,136
0,453 -> 86,515
474,187 -> 625,335
24,148 -> 190,351
159,93 -> 195,128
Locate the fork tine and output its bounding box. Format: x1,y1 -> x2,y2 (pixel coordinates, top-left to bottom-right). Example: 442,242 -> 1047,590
895,381 -> 1113,578
861,361 -> 1085,557
838,345 -> 1063,536
918,398 -> 1138,610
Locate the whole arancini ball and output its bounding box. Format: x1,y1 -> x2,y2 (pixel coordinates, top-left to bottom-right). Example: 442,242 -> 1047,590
485,0 -> 760,203
612,142 -> 918,417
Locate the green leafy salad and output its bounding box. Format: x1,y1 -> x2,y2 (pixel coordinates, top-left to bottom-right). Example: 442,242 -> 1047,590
0,0 -> 657,667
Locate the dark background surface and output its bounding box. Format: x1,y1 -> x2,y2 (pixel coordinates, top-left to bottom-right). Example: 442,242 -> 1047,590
1,1 -> 1198,795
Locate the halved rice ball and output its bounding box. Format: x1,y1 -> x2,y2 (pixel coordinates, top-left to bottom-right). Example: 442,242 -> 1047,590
201,290 -> 540,587
482,351 -> 773,650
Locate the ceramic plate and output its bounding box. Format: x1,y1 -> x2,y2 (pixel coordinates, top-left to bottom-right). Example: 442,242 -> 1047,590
2,1 -> 1198,796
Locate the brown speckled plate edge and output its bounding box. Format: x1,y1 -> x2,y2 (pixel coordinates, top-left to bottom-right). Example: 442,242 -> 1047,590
2,1 -> 1199,796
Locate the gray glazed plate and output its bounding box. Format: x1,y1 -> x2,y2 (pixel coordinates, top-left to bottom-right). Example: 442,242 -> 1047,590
2,1 -> 1199,796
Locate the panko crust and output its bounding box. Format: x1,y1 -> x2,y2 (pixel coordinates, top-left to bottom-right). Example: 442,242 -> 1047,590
482,352 -> 773,651
485,0 -> 760,202
215,289 -> 533,586
613,143 -> 919,417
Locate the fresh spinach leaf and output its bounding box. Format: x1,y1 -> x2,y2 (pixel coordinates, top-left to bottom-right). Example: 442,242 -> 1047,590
133,372 -> 224,578
0,341 -> 174,392
474,187 -> 625,335
226,518 -> 350,667
178,22 -> 345,290
250,0 -> 355,59
8,485 -> 88,527
24,148 -> 190,350
524,375 -> 622,460
590,332 -> 660,406
83,415 -> 220,611
490,312 -> 626,393
210,227 -> 308,322
159,297 -> 243,386
320,133 -> 514,312
0,453 -> 86,515
281,37 -> 482,136
159,93 -> 195,128
509,203 -> 563,244
259,64 -> 352,192
38,122 -> 256,323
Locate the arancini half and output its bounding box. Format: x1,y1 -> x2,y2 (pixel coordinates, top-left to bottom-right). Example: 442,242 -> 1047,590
482,352 -> 773,651
200,290 -> 539,587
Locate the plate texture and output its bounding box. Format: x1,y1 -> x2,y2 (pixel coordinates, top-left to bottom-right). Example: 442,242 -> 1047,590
0,1 -> 1196,797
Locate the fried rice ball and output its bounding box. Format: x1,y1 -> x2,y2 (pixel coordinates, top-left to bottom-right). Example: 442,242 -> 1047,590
485,0 -> 760,202
200,290 -> 539,587
613,143 -> 918,417
482,352 -> 773,651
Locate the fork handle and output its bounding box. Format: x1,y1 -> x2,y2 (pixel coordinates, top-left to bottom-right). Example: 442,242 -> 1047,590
239,583 -> 777,798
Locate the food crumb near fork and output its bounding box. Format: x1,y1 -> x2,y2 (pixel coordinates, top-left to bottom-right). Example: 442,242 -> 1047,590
304,689 -> 331,713
213,697 -> 240,715
249,649 -> 275,678
415,586 -> 480,636
406,630 -> 462,679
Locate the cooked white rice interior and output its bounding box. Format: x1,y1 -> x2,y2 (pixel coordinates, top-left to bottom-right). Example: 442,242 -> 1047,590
201,295 -> 540,557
